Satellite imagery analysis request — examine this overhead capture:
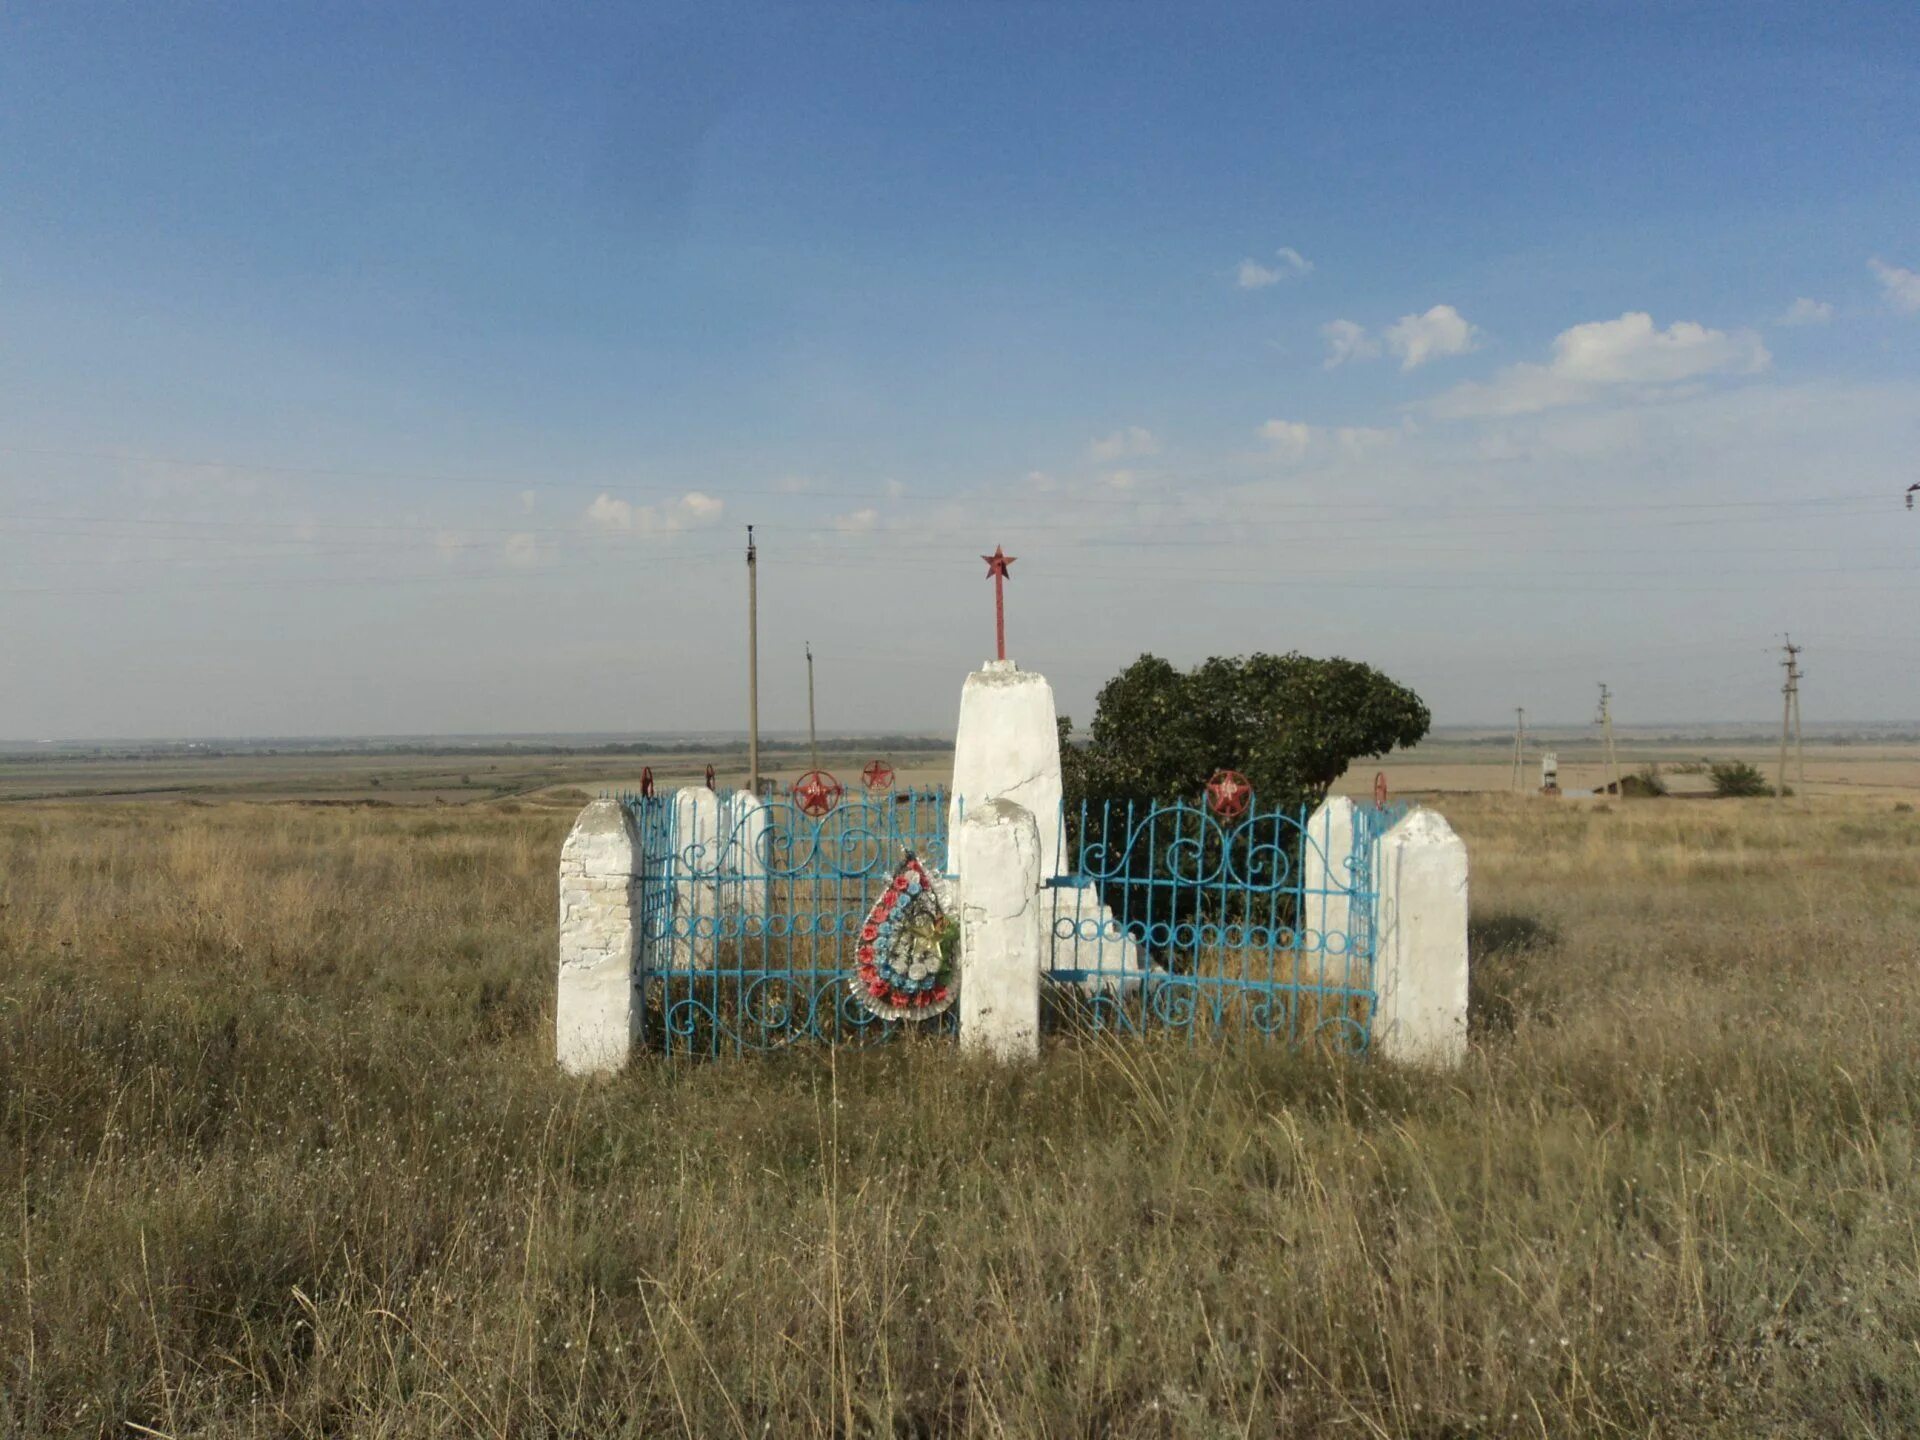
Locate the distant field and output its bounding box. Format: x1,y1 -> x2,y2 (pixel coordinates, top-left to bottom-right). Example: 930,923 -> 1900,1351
1335,738 -> 1920,802
7,734 -> 1920,805
0,743 -> 955,806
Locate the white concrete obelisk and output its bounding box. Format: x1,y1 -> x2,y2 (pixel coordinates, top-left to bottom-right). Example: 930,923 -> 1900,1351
946,546 -> 1064,878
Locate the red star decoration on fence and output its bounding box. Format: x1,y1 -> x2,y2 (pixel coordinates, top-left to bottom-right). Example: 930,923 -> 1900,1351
861,760 -> 895,791
1205,769 -> 1252,819
792,770 -> 844,817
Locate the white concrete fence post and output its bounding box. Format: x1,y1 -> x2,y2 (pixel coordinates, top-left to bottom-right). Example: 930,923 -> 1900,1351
957,798 -> 1044,1062
1302,795 -> 1359,986
557,797 -> 643,1075
1372,807 -> 1470,1067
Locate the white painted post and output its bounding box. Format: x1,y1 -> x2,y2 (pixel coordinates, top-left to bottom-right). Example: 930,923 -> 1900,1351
668,787 -> 722,970
957,798 -> 1043,1062
719,789 -> 771,917
1372,808 -> 1470,1067
948,660 -> 1064,881
557,798 -> 642,1075
1302,795 -> 1359,988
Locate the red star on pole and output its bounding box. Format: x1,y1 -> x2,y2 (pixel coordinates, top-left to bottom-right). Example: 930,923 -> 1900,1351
1205,769 -> 1252,820
982,545 -> 1015,660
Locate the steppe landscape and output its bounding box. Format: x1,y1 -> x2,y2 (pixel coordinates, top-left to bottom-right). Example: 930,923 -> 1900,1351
5,741 -> 1918,1435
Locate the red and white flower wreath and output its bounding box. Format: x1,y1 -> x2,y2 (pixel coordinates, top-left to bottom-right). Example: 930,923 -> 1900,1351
849,853 -> 959,1021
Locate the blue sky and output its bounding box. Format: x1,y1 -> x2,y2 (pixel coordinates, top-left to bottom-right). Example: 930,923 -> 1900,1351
3,2 -> 1918,738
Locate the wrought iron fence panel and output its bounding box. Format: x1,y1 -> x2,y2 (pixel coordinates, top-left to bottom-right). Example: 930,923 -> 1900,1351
621,789 -> 955,1057
1045,797 -> 1379,1054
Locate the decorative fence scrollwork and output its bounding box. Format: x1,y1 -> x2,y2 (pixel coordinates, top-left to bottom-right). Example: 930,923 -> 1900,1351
625,787 -> 1390,1059
1044,797 -> 1387,1055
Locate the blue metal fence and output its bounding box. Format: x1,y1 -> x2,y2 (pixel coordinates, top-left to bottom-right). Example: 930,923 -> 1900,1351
1044,797 -> 1382,1054
623,788 -> 1390,1058
622,789 -> 955,1056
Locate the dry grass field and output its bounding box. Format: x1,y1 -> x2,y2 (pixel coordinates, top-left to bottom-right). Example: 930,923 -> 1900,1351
3,789 -> 1920,1436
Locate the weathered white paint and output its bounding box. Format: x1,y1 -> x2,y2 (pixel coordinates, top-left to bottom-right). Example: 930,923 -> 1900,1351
957,798 -> 1043,1061
1301,795 -> 1357,946
948,660 -> 1064,881
1373,807 -> 1470,1066
719,790 -> 771,917
667,787 -> 723,970
557,798 -> 641,1075
1049,878 -> 1148,991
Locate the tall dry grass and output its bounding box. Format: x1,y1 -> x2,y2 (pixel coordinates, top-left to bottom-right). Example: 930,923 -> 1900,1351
2,796 -> 1919,1437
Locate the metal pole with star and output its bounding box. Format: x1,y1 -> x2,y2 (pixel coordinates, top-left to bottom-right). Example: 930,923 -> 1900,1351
982,545 -> 1015,661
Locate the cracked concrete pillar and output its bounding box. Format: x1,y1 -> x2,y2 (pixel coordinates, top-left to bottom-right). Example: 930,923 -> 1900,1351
957,798 -> 1043,1062
557,798 -> 642,1075
948,660 -> 1064,880
1373,808 -> 1469,1067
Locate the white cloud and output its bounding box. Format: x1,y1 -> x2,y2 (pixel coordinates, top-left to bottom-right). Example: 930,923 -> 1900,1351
1870,257 -> 1920,314
1385,304 -> 1480,370
503,532 -> 539,567
1102,469 -> 1139,490
1320,319 -> 1380,368
1237,259 -> 1280,290
585,494 -> 635,530
1257,420 -> 1395,463
519,489 -> 537,512
583,490 -> 726,536
1024,470 -> 1057,492
1088,426 -> 1160,462
1275,247 -> 1312,277
833,508 -> 879,534
1778,297 -> 1833,326
1235,247 -> 1312,289
1335,425 -> 1395,456
1429,312 -> 1771,419
1258,419 -> 1314,460
882,478 -> 908,499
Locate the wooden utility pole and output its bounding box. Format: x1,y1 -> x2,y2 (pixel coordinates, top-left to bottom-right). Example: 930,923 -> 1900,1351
1510,707 -> 1527,793
746,526 -> 760,797
1777,637 -> 1803,805
1595,684 -> 1620,798
806,640 -> 819,772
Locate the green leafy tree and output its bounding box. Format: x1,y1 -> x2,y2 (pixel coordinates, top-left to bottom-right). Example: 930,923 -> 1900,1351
1061,652 -> 1431,813
1058,654 -> 1430,962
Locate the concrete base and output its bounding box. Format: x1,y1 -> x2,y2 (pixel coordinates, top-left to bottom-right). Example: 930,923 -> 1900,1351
1373,808 -> 1470,1066
957,799 -> 1043,1062
557,798 -> 642,1075
949,661 -> 1064,881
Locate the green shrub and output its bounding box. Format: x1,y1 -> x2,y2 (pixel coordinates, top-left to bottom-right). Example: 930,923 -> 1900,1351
1622,764 -> 1668,798
1710,760 -> 1774,798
